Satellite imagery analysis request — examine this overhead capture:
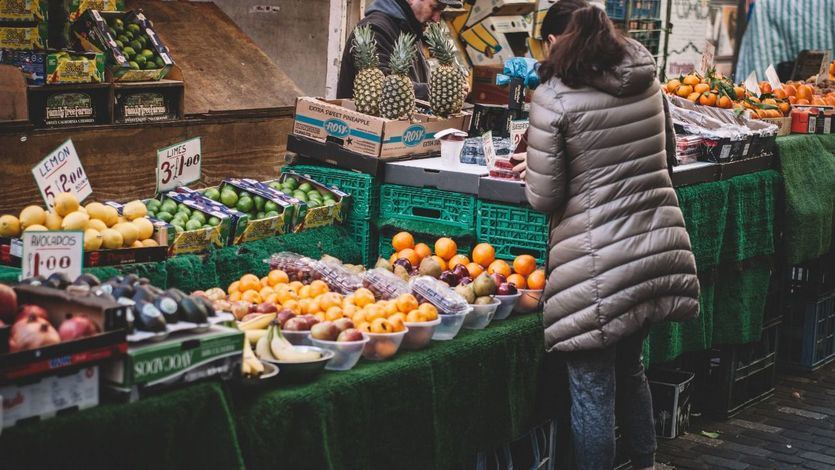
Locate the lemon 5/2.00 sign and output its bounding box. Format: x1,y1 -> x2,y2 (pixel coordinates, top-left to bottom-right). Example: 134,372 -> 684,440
156,137 -> 202,193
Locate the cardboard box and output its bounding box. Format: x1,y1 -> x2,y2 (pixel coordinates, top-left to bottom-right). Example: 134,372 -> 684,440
384,156 -> 487,195
460,15 -> 533,67
268,172 -> 349,231
103,325 -> 242,397
154,191 -> 242,254
1,235 -> 167,268
1,366 -> 98,428
0,48 -> 46,84
464,0 -> 537,28
45,50 -> 104,84
211,178 -> 296,243
27,82 -> 112,127
0,0 -> 47,22
0,22 -> 47,49
66,0 -> 124,22
292,97 -> 470,160
648,369 -> 694,439
71,9 -> 174,82
471,65 -> 531,106
0,284 -> 128,383
761,116 -> 792,137
113,78 -> 184,123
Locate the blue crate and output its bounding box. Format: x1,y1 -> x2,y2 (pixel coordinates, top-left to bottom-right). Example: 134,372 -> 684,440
606,0 -> 661,20
781,290 -> 835,370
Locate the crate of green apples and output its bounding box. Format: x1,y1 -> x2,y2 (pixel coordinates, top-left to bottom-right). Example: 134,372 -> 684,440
202,178 -> 298,244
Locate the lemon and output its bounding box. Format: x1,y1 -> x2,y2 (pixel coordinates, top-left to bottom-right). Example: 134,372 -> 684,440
24,224 -> 48,232
113,223 -> 139,246
83,228 -> 102,251
141,239 -> 159,247
61,211 -> 90,230
102,206 -> 120,227
53,192 -> 80,217
123,200 -> 148,221
116,216 -> 127,225
44,211 -> 63,230
131,217 -> 154,240
100,228 -> 123,249
87,219 -> 108,232
0,215 -> 21,237
85,202 -> 108,221
131,240 -> 144,248
19,206 -> 46,229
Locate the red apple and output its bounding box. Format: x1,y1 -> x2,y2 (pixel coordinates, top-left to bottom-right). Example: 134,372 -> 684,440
283,316 -> 308,331
337,328 -> 364,342
276,309 -> 295,327
311,321 -> 340,341
490,273 -> 507,286
333,318 -> 354,332
497,282 -> 518,295
230,302 -> 250,320
0,284 -> 17,323
255,302 -> 278,314
452,264 -> 470,280
16,304 -> 48,323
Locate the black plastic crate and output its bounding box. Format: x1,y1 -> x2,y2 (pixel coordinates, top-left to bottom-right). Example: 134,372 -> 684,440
786,253 -> 835,298
702,320 -> 779,419
648,369 -> 695,439
780,290 -> 835,371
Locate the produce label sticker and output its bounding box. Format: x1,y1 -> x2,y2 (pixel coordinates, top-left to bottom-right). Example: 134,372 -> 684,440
32,139 -> 92,210
482,131 -> 496,166
20,231 -> 84,281
765,64 -> 783,91
156,137 -> 202,193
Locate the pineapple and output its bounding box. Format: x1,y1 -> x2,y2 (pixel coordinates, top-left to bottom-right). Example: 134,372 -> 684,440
425,22 -> 464,117
380,32 -> 417,120
351,25 -> 384,116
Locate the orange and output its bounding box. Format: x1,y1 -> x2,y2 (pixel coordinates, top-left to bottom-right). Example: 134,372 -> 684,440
227,280 -> 241,295
682,74 -> 700,86
268,269 -> 289,286
693,83 -> 710,94
397,248 -> 419,266
448,254 -> 470,269
527,269 -> 546,290
357,321 -> 372,333
259,286 -> 275,299
390,253 -> 398,265
717,95 -> 732,109
343,303 -> 358,318
471,243 -> 496,267
431,255 -> 448,271
686,92 -> 701,103
414,242 -> 432,261
352,309 -> 367,325
343,294 -> 356,307
798,85 -> 814,101
239,274 -> 260,293
303,297 -> 320,314
665,79 -> 680,93
783,84 -> 797,97
675,85 -> 693,98
276,287 -> 298,304
487,260 -> 511,277
354,287 -> 375,307
396,293 -> 419,313
229,291 -> 242,302
734,86 -> 746,100
788,96 -> 798,105
507,273 -> 527,289
298,285 -> 312,299
796,98 -> 810,105
383,300 -> 399,316
513,255 -> 537,276
241,290 -> 263,304
759,82 -> 772,94
313,312 -> 325,322
310,280 -> 329,297
773,89 -> 787,100
389,312 -> 406,326
434,237 -> 458,261
325,306 -> 344,321
466,262 -> 484,279
365,304 -> 385,322
418,302 -> 438,320
261,276 -> 270,287
392,231 -> 415,252
264,293 -> 279,305
282,299 -> 301,315
289,281 -> 304,292
318,292 -> 342,311
406,310 -> 422,323
699,92 -> 717,107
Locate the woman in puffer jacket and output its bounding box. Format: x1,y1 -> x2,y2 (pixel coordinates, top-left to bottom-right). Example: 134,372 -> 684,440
521,1 -> 700,468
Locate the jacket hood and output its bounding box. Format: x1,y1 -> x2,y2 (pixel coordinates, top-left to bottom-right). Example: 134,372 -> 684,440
366,0 -> 406,20
588,39 -> 657,97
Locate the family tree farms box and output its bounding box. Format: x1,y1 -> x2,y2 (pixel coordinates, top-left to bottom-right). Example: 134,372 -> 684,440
293,97 -> 470,159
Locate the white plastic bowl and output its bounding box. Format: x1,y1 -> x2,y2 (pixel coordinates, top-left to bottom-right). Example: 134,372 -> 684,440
514,289 -> 543,314
463,299 -> 500,329
362,328 -> 409,360
432,309 -> 471,340
493,292 -> 521,320
310,336 -> 369,371
401,318 -> 442,350
282,329 -> 312,346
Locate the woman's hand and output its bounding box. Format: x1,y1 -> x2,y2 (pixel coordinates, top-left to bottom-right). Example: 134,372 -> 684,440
512,152 -> 527,179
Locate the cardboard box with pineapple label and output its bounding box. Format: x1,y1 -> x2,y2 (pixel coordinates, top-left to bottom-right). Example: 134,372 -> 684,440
0,0 -> 47,22
293,97 -> 470,160
0,23 -> 47,50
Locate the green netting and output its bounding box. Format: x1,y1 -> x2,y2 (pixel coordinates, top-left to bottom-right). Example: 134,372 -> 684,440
0,382 -> 245,470
816,134 -> 835,156
776,135 -> 835,264
676,180 -> 730,268
165,254 -> 219,293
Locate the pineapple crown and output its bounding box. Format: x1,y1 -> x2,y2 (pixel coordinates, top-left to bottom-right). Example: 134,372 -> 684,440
389,32 -> 417,77
425,22 -> 456,66
351,24 -> 380,70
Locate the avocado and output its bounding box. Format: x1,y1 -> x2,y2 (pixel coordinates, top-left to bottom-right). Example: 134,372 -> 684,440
133,300 -> 167,332
178,297 -> 208,324
192,296 -> 217,317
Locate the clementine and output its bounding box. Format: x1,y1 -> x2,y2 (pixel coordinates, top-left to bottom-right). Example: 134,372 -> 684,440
354,287 -> 376,307
397,248 -> 419,266
527,269 -> 546,290
392,231 -> 415,252
665,79 -> 680,93
507,273 -> 527,289
227,280 -> 241,295
797,85 -> 814,101
434,237 -> 458,260
418,302 -> 439,320
487,260 -> 511,277
472,243 -> 496,267
239,274 -> 260,293
513,254 -> 537,276
431,255 -> 448,271
241,290 -> 263,304
396,293 -> 419,313
466,262 -> 484,279
682,74 -> 700,86
448,254 -> 470,269
268,269 -> 289,286
414,243 -> 432,261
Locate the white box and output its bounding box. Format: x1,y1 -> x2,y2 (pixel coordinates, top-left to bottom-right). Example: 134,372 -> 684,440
460,15 -> 534,67
465,0 -> 537,28
1,366 -> 99,428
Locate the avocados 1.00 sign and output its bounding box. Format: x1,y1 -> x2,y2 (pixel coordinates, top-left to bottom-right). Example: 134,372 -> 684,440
156,137 -> 202,193
21,231 -> 83,281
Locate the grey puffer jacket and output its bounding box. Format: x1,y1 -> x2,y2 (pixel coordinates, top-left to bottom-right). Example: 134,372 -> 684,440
526,39 -> 700,352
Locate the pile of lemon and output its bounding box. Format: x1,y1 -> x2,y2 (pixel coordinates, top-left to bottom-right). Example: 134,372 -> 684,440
0,193 -> 159,251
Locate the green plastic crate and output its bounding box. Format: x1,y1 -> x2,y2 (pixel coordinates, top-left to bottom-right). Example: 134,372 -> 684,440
379,184 -> 476,231
378,228 -> 473,261
283,164 -> 379,219
476,200 -> 549,264
347,217 -> 378,267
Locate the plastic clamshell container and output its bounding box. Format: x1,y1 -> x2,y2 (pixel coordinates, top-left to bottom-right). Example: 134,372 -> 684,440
464,299 -> 500,329
409,276 -> 470,315
431,309 -> 471,340
310,336 -> 369,371
493,293 -> 521,320
514,289 -> 543,314
282,330 -> 311,346
363,268 -> 410,300
362,329 -> 408,361
401,318 -> 442,350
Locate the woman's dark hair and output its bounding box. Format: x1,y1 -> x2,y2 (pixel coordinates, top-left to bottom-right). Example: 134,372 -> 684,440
538,5 -> 627,87
539,0 -> 589,39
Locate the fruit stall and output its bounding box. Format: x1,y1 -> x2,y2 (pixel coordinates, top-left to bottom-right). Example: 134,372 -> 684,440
1,1 -> 834,469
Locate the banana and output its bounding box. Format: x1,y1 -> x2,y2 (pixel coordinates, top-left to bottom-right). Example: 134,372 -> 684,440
255,329 -> 275,360
270,324 -> 321,362
238,313 -> 276,331
243,340 -> 264,374
245,329 -> 268,345
241,355 -> 252,376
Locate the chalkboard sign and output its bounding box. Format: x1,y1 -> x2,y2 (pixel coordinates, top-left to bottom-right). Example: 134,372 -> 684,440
791,49 -> 831,82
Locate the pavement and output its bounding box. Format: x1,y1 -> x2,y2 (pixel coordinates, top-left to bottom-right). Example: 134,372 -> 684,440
656,361 -> 835,470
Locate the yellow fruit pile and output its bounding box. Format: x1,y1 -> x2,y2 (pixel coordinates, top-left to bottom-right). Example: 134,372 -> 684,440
0,193 -> 158,251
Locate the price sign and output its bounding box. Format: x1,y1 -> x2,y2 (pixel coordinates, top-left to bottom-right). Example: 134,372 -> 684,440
765,64 -> 783,91
510,119 -> 529,153
817,50 -> 832,86
156,137 -> 202,193
697,40 -> 716,76
744,71 -> 762,97
20,231 -> 83,281
481,131 -> 496,166
31,139 -> 92,210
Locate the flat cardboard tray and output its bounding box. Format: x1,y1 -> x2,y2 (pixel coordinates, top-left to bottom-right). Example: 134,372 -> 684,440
383,157 -> 488,195
286,134 -> 434,177
477,176 -> 528,204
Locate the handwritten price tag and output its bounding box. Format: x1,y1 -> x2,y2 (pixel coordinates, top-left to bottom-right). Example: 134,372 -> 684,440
156,137 -> 202,193
31,139 -> 92,210
482,131 -> 496,166
21,231 -> 83,281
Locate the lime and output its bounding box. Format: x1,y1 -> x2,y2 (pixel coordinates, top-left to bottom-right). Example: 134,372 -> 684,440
147,211 -> 156,218
220,190 -> 238,207
172,224 -> 184,234
176,204 -> 192,216
236,197 -> 253,213
146,199 -> 161,211
207,217 -> 220,226
190,212 -> 207,225
185,219 -> 202,231
284,178 -> 299,190
256,212 -> 265,220
127,23 -> 141,34
265,211 -> 279,218
308,191 -> 323,201
264,201 -> 279,213
134,54 -> 147,66
172,214 -> 188,225
322,193 -> 335,201
306,200 -> 321,209
292,191 -> 307,202
253,195 -> 265,211
161,200 -> 176,213
115,40 -> 124,48
298,182 -> 313,192
143,61 -> 156,70
204,187 -> 220,201
127,61 -> 139,70
324,199 -> 336,206
155,56 -> 166,68
268,182 -> 282,191
117,35 -> 129,45
141,49 -> 154,58
114,18 -> 124,29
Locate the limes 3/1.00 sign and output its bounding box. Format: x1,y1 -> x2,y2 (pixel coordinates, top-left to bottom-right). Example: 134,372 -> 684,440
156,137 -> 202,193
